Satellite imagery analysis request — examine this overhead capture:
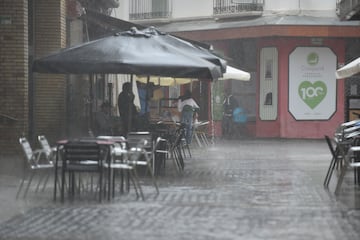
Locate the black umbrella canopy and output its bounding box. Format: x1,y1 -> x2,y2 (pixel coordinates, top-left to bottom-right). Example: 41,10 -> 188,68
85,9 -> 212,50
32,27 -> 222,80
144,27 -> 227,73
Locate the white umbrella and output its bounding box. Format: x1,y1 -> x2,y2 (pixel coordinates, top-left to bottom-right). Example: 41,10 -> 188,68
218,66 -> 251,81
210,66 -> 250,144
336,57 -> 360,79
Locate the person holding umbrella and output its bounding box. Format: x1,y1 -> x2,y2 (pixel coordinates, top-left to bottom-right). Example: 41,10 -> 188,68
118,82 -> 138,136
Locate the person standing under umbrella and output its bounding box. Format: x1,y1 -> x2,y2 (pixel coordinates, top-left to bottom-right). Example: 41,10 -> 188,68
178,89 -> 199,145
137,81 -> 155,130
118,82 -> 138,136
222,88 -> 239,139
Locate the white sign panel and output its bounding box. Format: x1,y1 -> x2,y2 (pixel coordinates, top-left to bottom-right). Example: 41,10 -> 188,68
289,47 -> 336,120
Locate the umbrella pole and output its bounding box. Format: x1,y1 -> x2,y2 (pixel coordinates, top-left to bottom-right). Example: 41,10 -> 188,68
89,74 -> 94,136
145,76 -> 149,115
128,75 -> 133,135
107,82 -> 113,117
211,81 -> 215,145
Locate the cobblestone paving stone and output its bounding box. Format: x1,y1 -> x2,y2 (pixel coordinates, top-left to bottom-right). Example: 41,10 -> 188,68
1,139 -> 360,240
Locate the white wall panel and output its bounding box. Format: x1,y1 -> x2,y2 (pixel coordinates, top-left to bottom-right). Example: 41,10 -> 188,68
172,0 -> 212,18
113,0 -> 337,20
259,47 -> 278,121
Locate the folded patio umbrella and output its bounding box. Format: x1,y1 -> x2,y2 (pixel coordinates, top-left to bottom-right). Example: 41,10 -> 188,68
336,57 -> 360,79
218,66 -> 251,81
32,27 -> 223,80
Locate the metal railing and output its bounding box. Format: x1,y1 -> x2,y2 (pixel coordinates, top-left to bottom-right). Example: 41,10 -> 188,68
129,0 -> 264,20
213,0 -> 264,15
129,0 -> 172,20
336,0 -> 360,20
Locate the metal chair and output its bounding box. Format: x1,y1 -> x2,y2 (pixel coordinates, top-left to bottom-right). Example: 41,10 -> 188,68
153,136 -> 170,176
16,137 -> 53,199
323,135 -> 341,187
37,135 -> 57,163
38,135 -> 66,196
169,125 -> 186,173
99,136 -> 145,200
335,145 -> 360,195
60,140 -> 107,202
192,121 -> 210,148
126,131 -> 154,173
126,137 -> 160,196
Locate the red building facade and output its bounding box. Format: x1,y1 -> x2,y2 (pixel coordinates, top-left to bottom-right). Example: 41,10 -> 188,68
166,18 -> 360,139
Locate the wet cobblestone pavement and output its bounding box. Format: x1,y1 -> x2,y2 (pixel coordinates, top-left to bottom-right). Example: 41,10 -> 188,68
1,138 -> 360,240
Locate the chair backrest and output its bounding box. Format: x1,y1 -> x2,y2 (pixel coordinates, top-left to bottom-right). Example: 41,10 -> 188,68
154,137 -> 168,153
127,138 -> 151,163
127,132 -> 152,150
97,135 -> 126,146
63,141 -> 102,167
345,130 -> 360,140
173,126 -> 186,145
38,135 -> 52,156
341,119 -> 360,128
19,137 -> 35,164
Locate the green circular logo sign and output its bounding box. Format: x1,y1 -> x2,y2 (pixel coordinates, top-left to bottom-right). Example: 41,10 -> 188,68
307,52 -> 319,66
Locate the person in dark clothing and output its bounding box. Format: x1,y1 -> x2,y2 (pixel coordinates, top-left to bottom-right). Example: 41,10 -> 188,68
94,101 -> 113,136
222,88 -> 238,139
118,82 -> 138,136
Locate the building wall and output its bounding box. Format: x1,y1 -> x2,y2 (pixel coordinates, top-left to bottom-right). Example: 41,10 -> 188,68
113,0 -> 353,139
256,37 -> 345,139
114,0 -> 338,20
172,0 -> 212,19
0,0 -> 66,174
264,0 -> 336,12
0,0 -> 29,156
33,0 -> 67,143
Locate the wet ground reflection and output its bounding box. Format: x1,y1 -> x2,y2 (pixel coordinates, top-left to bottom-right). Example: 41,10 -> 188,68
0,138 -> 360,239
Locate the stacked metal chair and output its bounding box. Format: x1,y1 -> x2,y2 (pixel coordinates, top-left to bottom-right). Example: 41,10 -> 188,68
17,137 -> 54,199
126,133 -> 159,196
192,121 -> 210,148
326,119 -> 360,194
104,138 -> 144,200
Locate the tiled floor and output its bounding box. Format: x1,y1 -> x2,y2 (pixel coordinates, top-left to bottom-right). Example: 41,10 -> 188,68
0,138 -> 359,240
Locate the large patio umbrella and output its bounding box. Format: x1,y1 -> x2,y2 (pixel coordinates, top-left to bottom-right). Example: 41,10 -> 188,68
336,57 -> 360,79
33,27 -> 223,80
144,27 -> 227,74
33,27 -> 223,135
